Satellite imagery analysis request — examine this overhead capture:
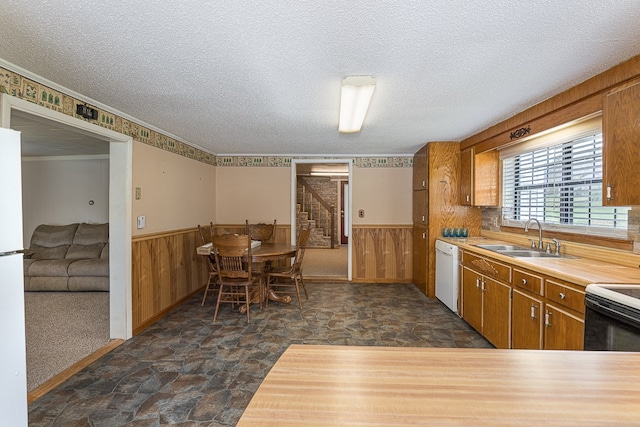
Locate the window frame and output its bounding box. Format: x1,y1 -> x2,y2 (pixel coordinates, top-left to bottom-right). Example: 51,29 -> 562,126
501,130 -> 629,239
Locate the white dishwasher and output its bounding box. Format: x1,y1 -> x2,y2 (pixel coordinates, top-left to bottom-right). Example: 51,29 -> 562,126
435,239 -> 460,315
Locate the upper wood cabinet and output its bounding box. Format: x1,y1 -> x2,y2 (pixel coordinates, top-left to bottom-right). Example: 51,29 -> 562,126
413,146 -> 428,190
459,148 -> 500,207
603,79 -> 640,206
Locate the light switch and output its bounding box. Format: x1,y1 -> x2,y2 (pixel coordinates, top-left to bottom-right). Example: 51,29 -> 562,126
137,215 -> 146,229
135,187 -> 141,200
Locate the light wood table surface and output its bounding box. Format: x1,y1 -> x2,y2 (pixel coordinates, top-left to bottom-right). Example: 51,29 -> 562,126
237,345 -> 640,426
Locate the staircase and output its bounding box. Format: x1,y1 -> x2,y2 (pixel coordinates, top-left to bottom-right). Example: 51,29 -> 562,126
297,177 -> 337,249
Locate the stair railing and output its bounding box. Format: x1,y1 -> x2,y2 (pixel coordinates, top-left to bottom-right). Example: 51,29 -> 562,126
298,176 -> 336,248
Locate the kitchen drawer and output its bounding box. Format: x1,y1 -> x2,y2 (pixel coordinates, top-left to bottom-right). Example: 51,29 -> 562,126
462,251 -> 512,283
545,279 -> 585,314
513,268 -> 543,295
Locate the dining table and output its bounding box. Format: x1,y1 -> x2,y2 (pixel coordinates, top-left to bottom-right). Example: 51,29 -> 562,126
196,241 -> 297,304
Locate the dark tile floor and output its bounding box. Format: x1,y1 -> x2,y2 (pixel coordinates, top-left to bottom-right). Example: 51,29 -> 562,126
28,282 -> 491,426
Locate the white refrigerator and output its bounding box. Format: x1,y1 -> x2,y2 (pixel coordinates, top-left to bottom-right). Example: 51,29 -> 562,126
0,128 -> 28,426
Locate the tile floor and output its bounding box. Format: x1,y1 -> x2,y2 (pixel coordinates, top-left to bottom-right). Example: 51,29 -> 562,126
28,282 -> 491,426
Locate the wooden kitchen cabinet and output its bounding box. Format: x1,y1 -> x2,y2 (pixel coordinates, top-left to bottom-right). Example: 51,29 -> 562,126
544,304 -> 584,350
460,249 -> 585,351
543,279 -> 585,350
459,147 -> 500,207
511,289 -> 543,349
412,226 -> 427,294
412,191 -> 427,225
413,146 -> 428,191
461,267 -> 483,332
603,79 -> 640,206
461,252 -> 512,349
412,142 -> 481,297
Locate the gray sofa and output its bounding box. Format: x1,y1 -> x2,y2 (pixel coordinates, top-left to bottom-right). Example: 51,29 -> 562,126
23,223 -> 109,291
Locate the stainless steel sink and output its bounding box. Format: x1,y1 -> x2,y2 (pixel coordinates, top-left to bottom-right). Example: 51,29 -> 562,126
474,244 -> 528,251
497,250 -> 561,258
473,244 -> 575,259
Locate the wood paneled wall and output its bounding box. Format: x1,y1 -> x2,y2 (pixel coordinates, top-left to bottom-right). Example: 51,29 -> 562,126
131,224 -> 412,333
352,226 -> 413,283
132,227 -> 209,334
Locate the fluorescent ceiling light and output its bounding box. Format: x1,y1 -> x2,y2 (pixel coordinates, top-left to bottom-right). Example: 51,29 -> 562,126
339,76 -> 376,133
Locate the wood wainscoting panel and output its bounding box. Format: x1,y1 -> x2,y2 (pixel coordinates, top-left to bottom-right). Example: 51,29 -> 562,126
352,226 -> 412,283
132,228 -> 209,334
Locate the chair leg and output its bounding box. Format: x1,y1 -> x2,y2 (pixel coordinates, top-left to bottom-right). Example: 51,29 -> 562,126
213,283 -> 225,321
202,272 -> 219,305
245,286 -> 251,323
201,282 -> 210,306
300,274 -> 308,299
294,276 -> 303,309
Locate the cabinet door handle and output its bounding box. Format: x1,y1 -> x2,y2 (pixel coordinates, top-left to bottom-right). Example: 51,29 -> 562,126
422,215 -> 426,222
521,278 -> 527,285
530,304 -> 537,320
422,232 -> 426,239
466,194 -> 470,203
607,183 -> 613,202
481,278 -> 486,292
559,292 -> 566,300
545,310 -> 551,327
422,180 -> 426,188
476,277 -> 481,289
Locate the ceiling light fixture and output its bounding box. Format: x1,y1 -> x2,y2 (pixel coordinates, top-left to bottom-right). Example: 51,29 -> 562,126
338,76 -> 376,133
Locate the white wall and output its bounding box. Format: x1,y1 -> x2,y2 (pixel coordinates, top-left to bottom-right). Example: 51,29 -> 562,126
215,166 -> 291,224
21,155 -> 109,244
352,166 -> 413,225
132,142 -> 216,236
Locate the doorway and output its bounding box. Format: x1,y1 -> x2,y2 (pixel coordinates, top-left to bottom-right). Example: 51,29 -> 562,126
290,159 -> 351,280
1,94 -> 133,391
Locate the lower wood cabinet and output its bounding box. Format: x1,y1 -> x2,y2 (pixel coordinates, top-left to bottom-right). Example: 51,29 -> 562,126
511,289 -> 543,349
461,266 -> 511,349
461,249 -> 585,351
544,304 -> 585,350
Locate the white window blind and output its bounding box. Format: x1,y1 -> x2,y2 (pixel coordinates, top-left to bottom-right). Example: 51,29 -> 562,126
502,132 -> 629,236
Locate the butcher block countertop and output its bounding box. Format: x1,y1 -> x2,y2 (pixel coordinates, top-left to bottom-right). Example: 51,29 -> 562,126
237,345 -> 640,426
442,233 -> 640,287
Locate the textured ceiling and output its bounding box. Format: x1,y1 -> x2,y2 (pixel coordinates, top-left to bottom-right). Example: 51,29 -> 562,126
2,0 -> 640,156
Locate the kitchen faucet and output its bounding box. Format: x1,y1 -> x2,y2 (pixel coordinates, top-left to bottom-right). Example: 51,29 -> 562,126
524,218 -> 543,249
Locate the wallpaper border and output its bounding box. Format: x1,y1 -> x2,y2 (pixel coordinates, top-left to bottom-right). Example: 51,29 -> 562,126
1,66 -> 412,168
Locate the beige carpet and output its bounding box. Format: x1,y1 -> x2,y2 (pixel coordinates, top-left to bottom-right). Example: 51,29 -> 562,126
303,246 -> 348,277
24,292 -> 110,391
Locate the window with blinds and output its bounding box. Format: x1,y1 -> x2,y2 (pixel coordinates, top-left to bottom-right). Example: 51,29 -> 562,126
502,132 -> 629,236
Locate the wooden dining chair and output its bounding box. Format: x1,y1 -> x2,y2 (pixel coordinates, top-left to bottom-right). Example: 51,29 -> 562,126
246,219 -> 277,273
246,219 -> 276,243
198,222 -> 219,305
211,233 -> 263,323
266,228 -> 310,309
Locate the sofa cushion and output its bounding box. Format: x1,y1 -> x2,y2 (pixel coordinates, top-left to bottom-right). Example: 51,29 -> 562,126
27,277 -> 69,291
67,259 -> 109,277
73,223 -> 109,245
30,224 -> 79,247
100,243 -> 109,259
30,244 -> 70,260
66,243 -> 105,260
68,276 -> 109,292
28,259 -> 75,277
